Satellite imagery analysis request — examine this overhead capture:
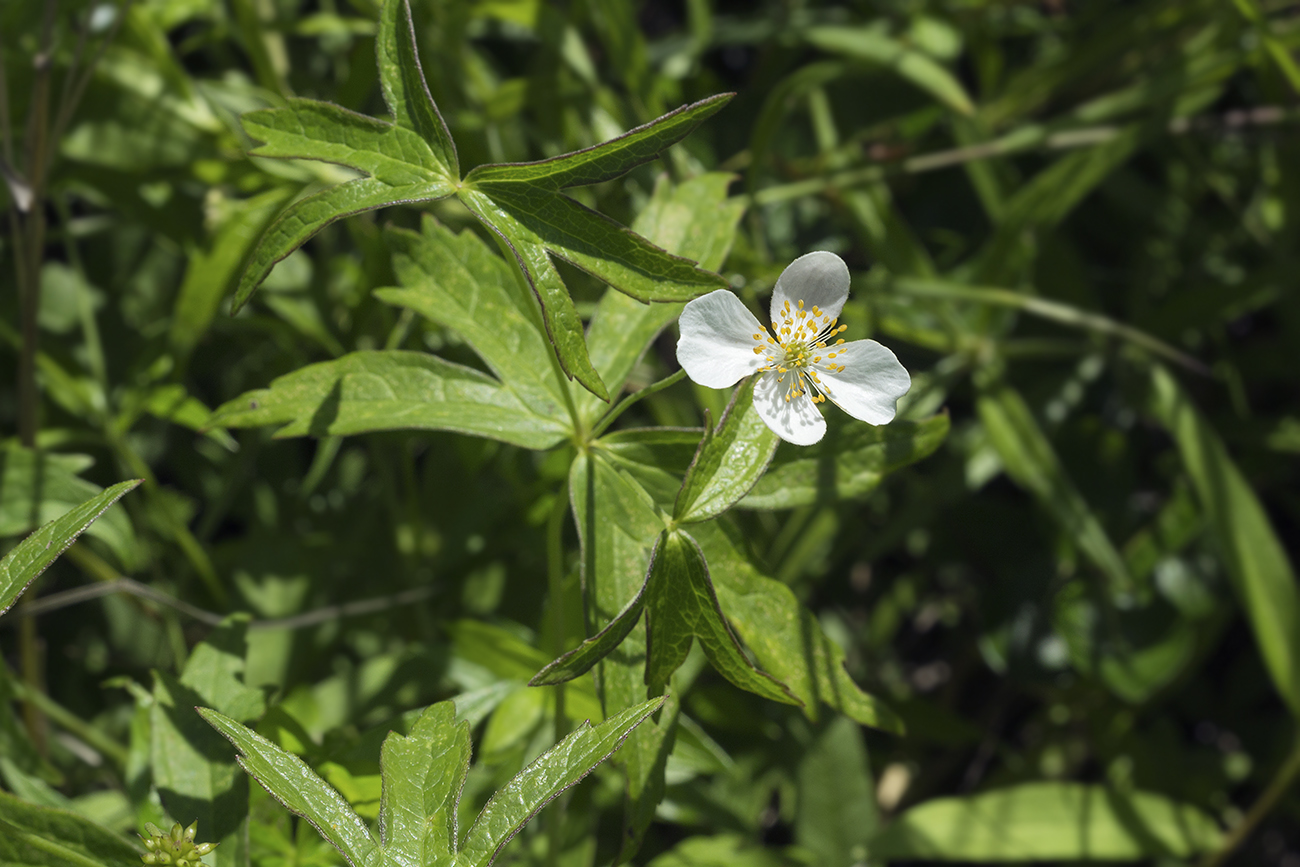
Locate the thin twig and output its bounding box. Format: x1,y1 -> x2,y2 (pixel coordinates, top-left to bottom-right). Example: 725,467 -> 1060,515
2,575 -> 438,631
52,0 -> 135,147
1199,731 -> 1300,867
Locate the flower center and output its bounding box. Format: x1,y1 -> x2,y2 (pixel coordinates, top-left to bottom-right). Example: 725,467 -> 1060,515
750,298 -> 850,405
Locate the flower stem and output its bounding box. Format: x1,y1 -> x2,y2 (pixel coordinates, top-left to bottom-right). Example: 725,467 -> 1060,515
590,368 -> 688,439
545,481 -> 570,867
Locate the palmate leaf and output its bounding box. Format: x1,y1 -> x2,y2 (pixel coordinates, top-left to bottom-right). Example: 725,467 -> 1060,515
202,696 -> 663,867
232,0 -> 732,402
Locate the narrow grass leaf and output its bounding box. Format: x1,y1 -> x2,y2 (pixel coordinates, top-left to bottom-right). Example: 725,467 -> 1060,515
805,27 -> 974,115
1148,364 -> 1300,717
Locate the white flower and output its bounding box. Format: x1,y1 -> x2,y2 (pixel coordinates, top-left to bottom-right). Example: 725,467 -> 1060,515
676,251 -> 910,446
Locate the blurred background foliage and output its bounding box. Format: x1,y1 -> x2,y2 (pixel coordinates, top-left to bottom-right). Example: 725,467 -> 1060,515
1,0 -> 1299,865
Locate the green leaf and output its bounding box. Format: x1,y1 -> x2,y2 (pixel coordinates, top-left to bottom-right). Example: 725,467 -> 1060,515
740,414 -> 950,509
795,716 -> 877,867
453,696 -> 665,867
673,382 -> 779,524
529,590 -> 647,686
575,173 -> 745,426
804,26 -> 974,115
645,834 -> 789,867
209,351 -> 569,450
380,218 -> 568,415
470,181 -> 728,304
234,177 -> 454,313
0,478 -> 141,618
645,529 -> 798,705
869,783 -> 1223,861
458,189 -> 609,402
0,449 -> 140,570
152,617 -> 266,867
463,94 -> 733,189
1148,364 -> 1300,716
977,381 -> 1134,597
199,708 -> 379,867
378,702 -> 470,866
696,523 -> 903,733
376,0 -> 457,175
169,187 -> 297,359
0,790 -> 141,867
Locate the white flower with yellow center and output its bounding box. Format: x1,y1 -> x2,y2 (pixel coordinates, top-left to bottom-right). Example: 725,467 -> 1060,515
676,251 -> 910,446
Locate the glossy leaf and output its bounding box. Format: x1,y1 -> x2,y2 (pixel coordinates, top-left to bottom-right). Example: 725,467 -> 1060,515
1148,364 -> 1300,716
673,382 -> 779,524
977,382 -> 1133,596
869,783 -> 1223,861
0,478 -> 140,618
644,529 -> 798,705
529,590 -> 647,686
200,708 -> 379,867
453,696 -> 664,867
378,702 -> 470,866
209,351 -> 569,450
0,790 -> 141,867
740,414 -> 950,509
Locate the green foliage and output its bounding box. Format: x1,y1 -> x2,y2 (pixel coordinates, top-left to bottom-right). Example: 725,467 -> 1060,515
2,0 -> 1298,865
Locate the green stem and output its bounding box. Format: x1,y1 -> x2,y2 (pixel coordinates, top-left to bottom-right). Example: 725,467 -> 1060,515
545,481 -> 570,867
590,368 -> 688,439
1199,732 -> 1300,867
8,676 -> 129,770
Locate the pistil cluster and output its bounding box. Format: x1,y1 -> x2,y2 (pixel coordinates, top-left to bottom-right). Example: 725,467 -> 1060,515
751,298 -> 849,404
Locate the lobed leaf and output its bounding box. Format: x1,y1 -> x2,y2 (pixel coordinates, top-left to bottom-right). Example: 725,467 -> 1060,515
381,218 -> 568,414
644,529 -> 798,705
233,177 -> 454,312
463,94 -> 733,189
529,590 -> 647,686
0,479 -> 141,618
376,0 -> 457,175
378,702 -> 471,866
459,189 -> 609,402
453,697 -> 665,867
673,382 -> 779,524
200,708 -> 379,867
209,351 -> 569,450
574,173 -> 745,426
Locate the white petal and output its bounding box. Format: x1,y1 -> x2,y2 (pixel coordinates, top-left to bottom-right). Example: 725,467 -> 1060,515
770,251 -> 851,330
676,290 -> 768,388
753,371 -> 826,446
818,339 -> 910,425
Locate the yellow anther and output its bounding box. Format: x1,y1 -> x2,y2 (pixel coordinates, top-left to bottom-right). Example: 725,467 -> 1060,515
753,347 -> 764,355
838,324 -> 848,333
753,333 -> 762,340
828,352 -> 836,358
836,338 -> 845,345
797,300 -> 804,309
